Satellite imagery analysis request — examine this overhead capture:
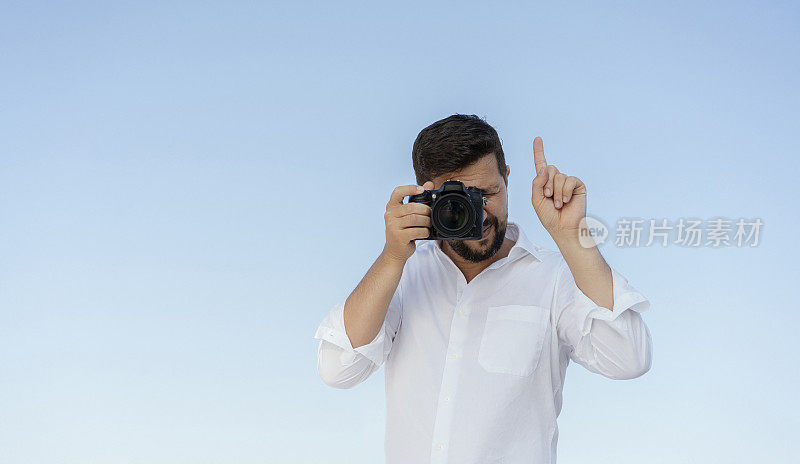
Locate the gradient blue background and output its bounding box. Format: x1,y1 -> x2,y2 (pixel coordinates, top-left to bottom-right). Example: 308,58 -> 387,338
1,1 -> 798,462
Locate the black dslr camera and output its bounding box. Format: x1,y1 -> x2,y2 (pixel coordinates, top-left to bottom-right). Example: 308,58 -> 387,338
407,180 -> 486,240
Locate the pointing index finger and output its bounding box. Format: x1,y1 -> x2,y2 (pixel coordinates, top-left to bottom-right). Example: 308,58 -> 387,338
533,136 -> 547,175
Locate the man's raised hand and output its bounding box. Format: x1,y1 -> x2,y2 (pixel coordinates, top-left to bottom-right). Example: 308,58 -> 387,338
531,137 -> 587,238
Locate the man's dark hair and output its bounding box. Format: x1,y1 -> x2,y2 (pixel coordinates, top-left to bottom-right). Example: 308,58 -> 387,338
412,114 -> 507,185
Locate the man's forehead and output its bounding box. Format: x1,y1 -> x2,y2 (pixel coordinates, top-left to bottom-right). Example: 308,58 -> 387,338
431,154 -> 504,189
433,174 -> 500,190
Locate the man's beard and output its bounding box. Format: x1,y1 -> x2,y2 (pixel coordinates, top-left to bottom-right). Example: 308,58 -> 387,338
446,216 -> 507,263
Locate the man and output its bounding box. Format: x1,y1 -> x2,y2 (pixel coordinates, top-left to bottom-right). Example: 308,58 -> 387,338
314,114 -> 652,463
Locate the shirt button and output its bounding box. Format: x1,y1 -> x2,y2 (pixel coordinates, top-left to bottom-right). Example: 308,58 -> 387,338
449,353 -> 458,360
458,309 -> 465,316
444,396 -> 450,402
436,443 -> 444,450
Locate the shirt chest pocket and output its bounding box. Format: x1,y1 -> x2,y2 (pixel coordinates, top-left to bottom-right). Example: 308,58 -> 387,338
477,305 -> 550,376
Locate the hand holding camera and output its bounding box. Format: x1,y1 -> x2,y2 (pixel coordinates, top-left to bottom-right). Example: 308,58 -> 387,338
383,180 -> 488,264
382,181 -> 435,263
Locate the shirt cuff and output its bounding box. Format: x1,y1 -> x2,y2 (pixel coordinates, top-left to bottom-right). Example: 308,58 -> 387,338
313,300 -> 389,366
570,267 -> 651,336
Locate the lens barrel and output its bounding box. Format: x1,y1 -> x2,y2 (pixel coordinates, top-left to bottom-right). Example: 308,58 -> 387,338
432,194 -> 475,237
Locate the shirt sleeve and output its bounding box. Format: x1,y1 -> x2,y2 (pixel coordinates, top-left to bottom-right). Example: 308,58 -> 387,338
313,278 -> 404,389
553,259 -> 653,380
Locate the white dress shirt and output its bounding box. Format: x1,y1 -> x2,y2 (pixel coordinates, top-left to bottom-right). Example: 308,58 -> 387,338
314,220 -> 652,464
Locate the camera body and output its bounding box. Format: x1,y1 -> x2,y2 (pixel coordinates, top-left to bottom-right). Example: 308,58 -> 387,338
407,180 -> 486,240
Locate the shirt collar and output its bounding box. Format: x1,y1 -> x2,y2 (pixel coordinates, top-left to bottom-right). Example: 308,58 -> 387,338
423,220 -> 546,263
503,220 -> 546,262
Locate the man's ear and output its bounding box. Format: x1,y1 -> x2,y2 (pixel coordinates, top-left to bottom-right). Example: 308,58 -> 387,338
504,165 -> 510,186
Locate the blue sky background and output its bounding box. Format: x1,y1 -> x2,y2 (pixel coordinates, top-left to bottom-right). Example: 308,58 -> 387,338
1,1 -> 798,462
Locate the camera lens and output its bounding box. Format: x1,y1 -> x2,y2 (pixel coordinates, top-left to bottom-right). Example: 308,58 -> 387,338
437,198 -> 469,231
